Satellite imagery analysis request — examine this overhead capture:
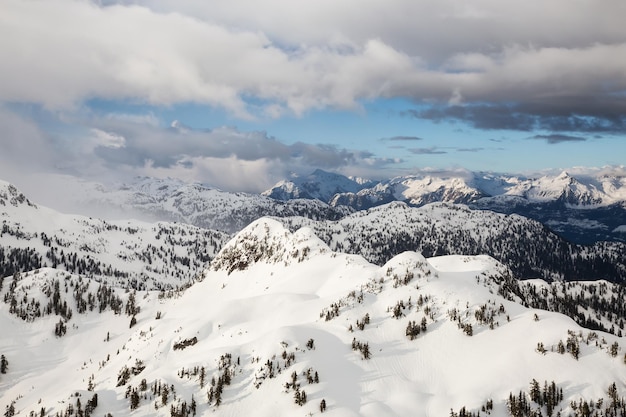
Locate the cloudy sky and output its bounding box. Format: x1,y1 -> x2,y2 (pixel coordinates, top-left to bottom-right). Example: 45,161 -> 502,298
1,0 -> 625,196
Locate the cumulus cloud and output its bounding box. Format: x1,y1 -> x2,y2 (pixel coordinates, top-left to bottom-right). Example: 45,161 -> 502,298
1,0 -> 625,132
0,106 -> 401,193
0,0 -> 414,117
89,118 -> 385,173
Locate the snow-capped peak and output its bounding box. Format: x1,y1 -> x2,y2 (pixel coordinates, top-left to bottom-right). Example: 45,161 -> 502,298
210,218 -> 330,274
0,180 -> 36,209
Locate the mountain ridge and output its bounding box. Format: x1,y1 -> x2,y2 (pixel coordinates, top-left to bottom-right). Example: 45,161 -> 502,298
63,176 -> 353,233
2,217 -> 626,416
263,169 -> 626,244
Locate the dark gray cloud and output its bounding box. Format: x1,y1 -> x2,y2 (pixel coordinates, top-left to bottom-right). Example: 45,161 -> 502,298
408,106 -> 535,131
91,119 -> 382,171
408,99 -> 626,134
408,147 -> 447,155
0,106 -> 404,193
530,134 -> 587,144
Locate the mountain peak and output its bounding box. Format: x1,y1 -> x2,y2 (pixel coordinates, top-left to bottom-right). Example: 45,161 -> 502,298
263,169 -> 372,202
210,218 -> 330,274
0,180 -> 36,209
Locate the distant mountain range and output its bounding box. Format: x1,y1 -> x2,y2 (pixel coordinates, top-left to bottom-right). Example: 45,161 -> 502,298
48,169 -> 626,244
263,169 -> 626,244
264,169 -> 626,208
69,176 -> 352,233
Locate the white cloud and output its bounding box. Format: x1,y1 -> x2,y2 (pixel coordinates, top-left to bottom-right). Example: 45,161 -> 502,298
91,128 -> 126,148
2,0 -> 624,122
0,106 -> 402,193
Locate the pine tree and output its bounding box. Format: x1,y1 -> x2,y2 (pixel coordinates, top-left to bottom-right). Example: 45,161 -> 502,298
214,387 -> 222,407
0,355 -> 8,374
161,384 -> 169,406
5,402 -> 15,417
362,342 -> 371,359
199,366 -> 206,388
190,395 -> 197,416
530,379 -> 541,404
320,399 -> 327,413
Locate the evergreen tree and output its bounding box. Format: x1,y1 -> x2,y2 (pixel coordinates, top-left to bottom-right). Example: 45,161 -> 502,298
190,395 -> 197,416
4,402 -> 15,417
199,366 -> 206,388
0,355 -> 8,374
161,384 -> 169,406
530,379 -> 541,404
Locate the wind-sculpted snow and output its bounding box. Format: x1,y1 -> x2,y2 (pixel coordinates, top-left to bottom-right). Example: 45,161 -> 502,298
274,202 -> 626,283
3,219 -> 626,416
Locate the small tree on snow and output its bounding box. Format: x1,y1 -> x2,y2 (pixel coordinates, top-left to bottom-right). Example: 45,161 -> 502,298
320,399 -> 327,413
0,355 -> 8,374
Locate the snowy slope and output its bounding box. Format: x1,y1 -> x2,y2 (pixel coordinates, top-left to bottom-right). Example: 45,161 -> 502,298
2,218 -> 626,416
0,180 -> 230,290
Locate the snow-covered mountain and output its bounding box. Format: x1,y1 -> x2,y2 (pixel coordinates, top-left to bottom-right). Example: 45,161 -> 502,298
264,169 -> 626,243
3,218 -> 626,416
264,169 -> 626,208
330,174 -> 487,209
262,169 -> 376,202
69,176 -> 352,233
477,170 -> 626,206
4,178 -> 624,289
274,202 -> 626,283
0,180 -> 230,290
29,170 -> 626,244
